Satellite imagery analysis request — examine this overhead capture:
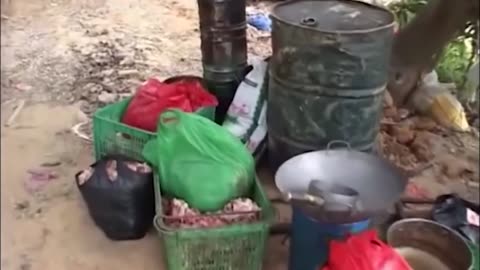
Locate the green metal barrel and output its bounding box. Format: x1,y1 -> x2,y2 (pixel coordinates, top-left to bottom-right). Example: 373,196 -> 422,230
267,0 -> 395,169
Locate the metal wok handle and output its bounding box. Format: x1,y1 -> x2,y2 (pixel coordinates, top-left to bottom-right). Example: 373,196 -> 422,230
308,180 -> 360,214
326,140 -> 352,154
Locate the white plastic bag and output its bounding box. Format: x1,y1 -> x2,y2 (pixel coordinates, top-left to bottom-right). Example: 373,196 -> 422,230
223,58 -> 268,154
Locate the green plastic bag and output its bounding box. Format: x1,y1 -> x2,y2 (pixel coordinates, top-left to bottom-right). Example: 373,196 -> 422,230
143,109 -> 255,212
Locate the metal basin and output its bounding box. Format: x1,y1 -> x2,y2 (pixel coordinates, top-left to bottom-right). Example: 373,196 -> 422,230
275,145 -> 407,222
387,218 -> 473,270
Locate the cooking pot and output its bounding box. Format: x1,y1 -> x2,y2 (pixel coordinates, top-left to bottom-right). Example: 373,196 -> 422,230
388,218 -> 473,270
275,141 -> 407,223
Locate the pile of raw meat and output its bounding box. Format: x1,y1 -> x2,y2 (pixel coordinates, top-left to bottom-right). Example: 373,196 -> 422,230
162,198 -> 261,229
77,160 -> 152,185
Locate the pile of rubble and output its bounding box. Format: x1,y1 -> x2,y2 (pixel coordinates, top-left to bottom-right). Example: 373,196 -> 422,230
378,92 -> 439,173
69,27 -> 150,115
247,26 -> 272,58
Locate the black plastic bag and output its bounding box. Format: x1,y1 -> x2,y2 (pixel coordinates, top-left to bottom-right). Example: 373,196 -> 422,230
432,194 -> 479,245
75,155 -> 155,241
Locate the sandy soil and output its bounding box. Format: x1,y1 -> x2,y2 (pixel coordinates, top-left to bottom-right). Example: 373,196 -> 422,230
0,101 -> 287,270
1,0 -> 478,269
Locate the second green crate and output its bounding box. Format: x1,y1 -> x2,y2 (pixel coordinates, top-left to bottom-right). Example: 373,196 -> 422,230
153,173 -> 274,270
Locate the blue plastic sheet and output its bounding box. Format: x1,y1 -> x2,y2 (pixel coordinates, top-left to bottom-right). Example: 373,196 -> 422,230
247,13 -> 271,32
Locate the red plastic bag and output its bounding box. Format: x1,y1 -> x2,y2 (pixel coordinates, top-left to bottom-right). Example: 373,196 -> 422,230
121,78 -> 218,132
321,230 -> 412,270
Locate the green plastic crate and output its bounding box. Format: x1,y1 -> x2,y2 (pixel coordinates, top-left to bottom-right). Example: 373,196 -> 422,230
153,173 -> 274,270
469,243 -> 479,270
92,98 -> 215,161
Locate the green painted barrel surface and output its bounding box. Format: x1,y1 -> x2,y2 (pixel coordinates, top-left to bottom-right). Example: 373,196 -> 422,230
267,0 -> 395,169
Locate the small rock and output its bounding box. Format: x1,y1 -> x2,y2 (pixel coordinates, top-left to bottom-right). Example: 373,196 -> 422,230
384,91 -> 394,108
20,262 -> 31,270
118,69 -> 139,77
83,83 -> 102,94
389,125 -> 415,145
410,131 -> 434,162
98,91 -> 118,104
383,107 -> 397,119
15,83 -> 32,92
119,93 -> 132,100
473,118 -> 479,128
440,155 -> 474,178
15,200 -> 29,210
396,108 -> 410,120
414,117 -> 438,131
75,108 -> 89,123
120,57 -> 135,66
101,69 -> 115,77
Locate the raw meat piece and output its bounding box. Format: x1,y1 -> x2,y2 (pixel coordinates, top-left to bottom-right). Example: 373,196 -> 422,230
163,198 -> 261,229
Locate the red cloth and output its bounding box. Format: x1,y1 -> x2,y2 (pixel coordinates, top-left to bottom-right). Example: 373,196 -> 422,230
122,78 -> 218,132
321,230 -> 412,270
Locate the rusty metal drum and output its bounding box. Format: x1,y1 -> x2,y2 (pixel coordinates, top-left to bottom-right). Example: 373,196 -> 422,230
197,0 -> 248,122
267,0 -> 395,169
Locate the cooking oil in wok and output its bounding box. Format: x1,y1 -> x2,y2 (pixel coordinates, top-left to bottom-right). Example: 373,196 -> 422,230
395,247 -> 450,270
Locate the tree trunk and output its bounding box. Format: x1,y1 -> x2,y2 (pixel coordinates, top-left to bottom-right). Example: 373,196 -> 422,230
387,0 -> 479,106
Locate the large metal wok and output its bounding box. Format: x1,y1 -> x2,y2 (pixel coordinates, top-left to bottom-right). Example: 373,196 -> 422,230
275,141 -> 408,223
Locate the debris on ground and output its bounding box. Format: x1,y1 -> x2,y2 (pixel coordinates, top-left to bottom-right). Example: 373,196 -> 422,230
246,4 -> 272,57
40,161 -> 62,168
380,87 -> 479,203
14,199 -> 44,220
70,29 -> 148,115
247,13 -> 271,32
379,91 -> 450,172
404,182 -> 431,199
163,198 -> 260,229
24,169 -> 58,194
71,120 -> 92,142
247,26 -> 272,58
5,99 -> 25,127
437,154 -> 476,179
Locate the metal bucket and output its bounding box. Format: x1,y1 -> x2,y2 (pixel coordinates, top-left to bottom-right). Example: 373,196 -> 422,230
197,0 -> 248,123
267,0 -> 395,169
388,218 -> 474,270
289,207 -> 370,270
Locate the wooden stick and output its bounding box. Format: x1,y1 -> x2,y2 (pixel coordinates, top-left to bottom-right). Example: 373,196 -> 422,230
5,100 -> 25,127
71,121 -> 92,142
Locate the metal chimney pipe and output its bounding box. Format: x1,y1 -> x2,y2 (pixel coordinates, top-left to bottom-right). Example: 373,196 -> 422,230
197,0 -> 248,123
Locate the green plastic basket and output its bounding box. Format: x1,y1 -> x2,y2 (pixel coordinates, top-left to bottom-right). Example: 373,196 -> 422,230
469,243 -> 479,270
92,98 -> 215,161
153,173 -> 274,270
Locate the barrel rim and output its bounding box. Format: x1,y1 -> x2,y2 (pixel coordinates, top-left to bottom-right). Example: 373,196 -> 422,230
270,0 -> 395,34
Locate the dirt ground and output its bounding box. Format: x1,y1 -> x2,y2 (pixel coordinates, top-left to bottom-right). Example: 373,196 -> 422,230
0,0 -> 284,269
0,0 -> 478,269
0,102 -> 288,270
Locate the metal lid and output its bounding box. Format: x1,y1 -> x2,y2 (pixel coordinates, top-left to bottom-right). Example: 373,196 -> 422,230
271,0 -> 395,32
